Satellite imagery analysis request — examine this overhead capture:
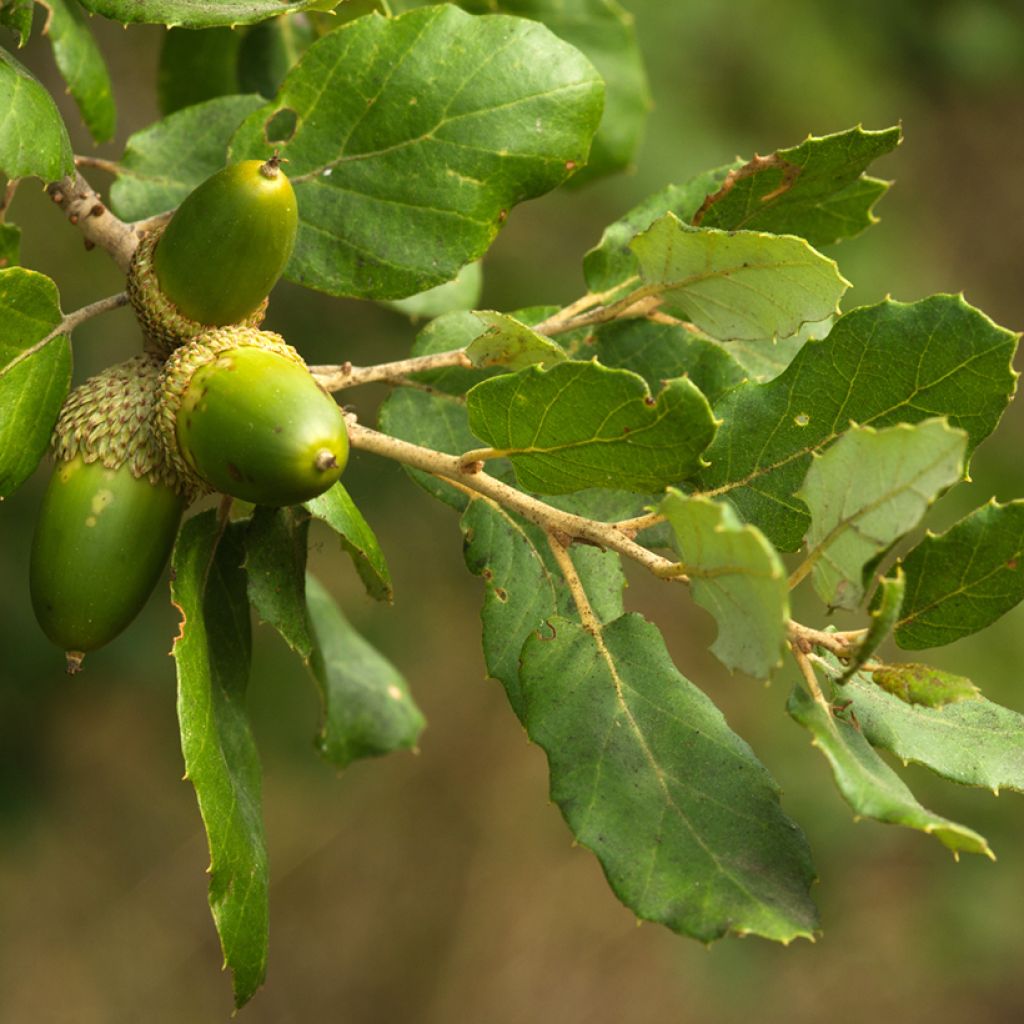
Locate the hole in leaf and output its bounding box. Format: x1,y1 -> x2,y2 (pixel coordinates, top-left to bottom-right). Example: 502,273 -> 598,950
264,108 -> 298,145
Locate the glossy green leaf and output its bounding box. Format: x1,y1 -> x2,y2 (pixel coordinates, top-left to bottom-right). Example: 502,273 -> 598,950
631,214 -> 848,342
0,269 -> 69,498
839,571 -> 905,684
385,261 -> 483,320
798,420 -> 967,609
79,0 -> 330,28
0,222 -> 20,266
460,0 -> 650,186
844,673 -> 1024,793
466,360 -> 717,494
41,0 -> 116,142
304,481 -> 393,603
109,94 -> 266,221
895,500 -> 1024,650
660,490 -> 788,679
244,505 -> 313,658
229,5 -> 604,299
464,310 -> 566,370
0,47 -> 73,180
170,512 -> 267,1009
787,684 -> 992,859
590,319 -> 747,405
158,27 -> 242,116
305,573 -> 424,768
522,614 -> 819,942
698,296 -> 1019,551
869,662 -> 979,707
693,125 -> 900,244
0,0 -> 35,45
726,316 -> 833,384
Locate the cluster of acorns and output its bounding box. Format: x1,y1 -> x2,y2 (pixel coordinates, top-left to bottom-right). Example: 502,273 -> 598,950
30,157 -> 349,672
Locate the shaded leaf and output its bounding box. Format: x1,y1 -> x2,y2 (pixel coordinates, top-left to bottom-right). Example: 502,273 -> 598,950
787,684 -> 992,859
466,360 -> 717,494
0,268 -> 69,498
237,13 -> 316,100
726,316 -> 832,384
660,490 -> 788,679
0,46 -> 73,180
0,222 -> 21,267
0,0 -> 35,46
693,125 -> 901,245
583,126 -> 898,297
244,505 -> 313,657
229,5 -> 604,299
79,0 -> 330,28
461,496 -> 558,720
844,673 -> 1024,793
590,318 -> 747,405
698,296 -> 1019,551
631,214 -> 848,342
41,0 -> 116,143
170,512 -> 267,1009
306,573 -> 424,768
522,613 -> 819,942
158,27 -> 242,116
378,386 -> 478,510
797,419 -> 966,609
385,260 -> 483,320
109,94 -> 266,221
895,500 -> 1024,650
304,481 -> 392,602
583,164 -> 734,295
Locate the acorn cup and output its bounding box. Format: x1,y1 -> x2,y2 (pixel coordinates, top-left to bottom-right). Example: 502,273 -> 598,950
30,355 -> 191,672
127,156 -> 299,355
157,326 -> 349,507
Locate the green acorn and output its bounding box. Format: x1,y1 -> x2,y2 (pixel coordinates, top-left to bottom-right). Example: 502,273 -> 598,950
127,156 -> 298,355
158,326 -> 349,507
30,355 -> 190,671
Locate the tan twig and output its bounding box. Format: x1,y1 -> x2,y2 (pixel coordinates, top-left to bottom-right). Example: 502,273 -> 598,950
786,620 -> 864,658
346,419 -> 687,581
790,640 -> 829,706
74,154 -> 123,177
615,509 -> 665,537
311,348 -> 472,391
546,531 -> 602,635
532,283 -> 661,337
46,172 -> 138,271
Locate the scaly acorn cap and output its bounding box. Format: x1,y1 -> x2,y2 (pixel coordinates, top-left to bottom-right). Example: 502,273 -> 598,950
156,325 -> 306,496
53,353 -> 194,498
127,227 -> 268,358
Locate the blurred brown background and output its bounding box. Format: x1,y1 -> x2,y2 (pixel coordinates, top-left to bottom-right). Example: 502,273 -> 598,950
2,2 -> 1024,1021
